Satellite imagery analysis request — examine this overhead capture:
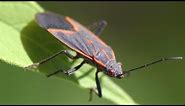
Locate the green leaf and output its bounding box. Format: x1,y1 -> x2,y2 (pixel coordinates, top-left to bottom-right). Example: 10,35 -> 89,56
0,2 -> 136,104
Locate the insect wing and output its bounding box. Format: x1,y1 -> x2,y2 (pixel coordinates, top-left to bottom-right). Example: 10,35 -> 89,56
35,12 -> 75,31
36,12 -> 93,58
36,12 -> 116,66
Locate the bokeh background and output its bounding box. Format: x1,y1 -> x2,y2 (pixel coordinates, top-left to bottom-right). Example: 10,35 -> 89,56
0,1 -> 184,104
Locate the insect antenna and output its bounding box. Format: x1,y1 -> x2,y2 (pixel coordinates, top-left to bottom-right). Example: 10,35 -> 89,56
123,57 -> 183,76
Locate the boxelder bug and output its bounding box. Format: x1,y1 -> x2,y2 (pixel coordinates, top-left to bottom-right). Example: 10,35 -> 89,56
25,12 -> 183,101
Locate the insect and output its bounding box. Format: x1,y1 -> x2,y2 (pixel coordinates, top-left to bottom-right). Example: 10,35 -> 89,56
25,11 -> 183,101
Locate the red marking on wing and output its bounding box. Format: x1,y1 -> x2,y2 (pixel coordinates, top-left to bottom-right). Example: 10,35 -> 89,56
87,39 -> 93,45
66,16 -> 80,32
111,50 -> 116,60
64,17 -> 108,47
94,58 -> 106,68
66,16 -> 116,66
47,28 -> 94,62
46,16 -> 116,68
48,28 -> 75,36
102,49 -> 111,60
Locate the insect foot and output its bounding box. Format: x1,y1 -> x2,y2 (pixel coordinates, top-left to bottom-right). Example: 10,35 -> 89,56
64,68 -> 76,75
88,87 -> 100,102
24,63 -> 40,70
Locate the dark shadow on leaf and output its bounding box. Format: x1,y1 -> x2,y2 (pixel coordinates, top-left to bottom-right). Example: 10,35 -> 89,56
20,20 -> 78,83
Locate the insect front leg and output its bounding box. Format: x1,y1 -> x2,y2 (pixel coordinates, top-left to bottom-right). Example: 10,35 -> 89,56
25,50 -> 78,70
87,20 -> 107,36
89,70 -> 102,101
64,60 -> 85,75
47,60 -> 85,77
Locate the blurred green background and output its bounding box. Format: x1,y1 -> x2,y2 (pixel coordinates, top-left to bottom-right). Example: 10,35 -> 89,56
0,2 -> 185,104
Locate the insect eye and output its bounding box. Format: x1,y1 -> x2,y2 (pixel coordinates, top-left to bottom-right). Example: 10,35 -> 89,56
107,70 -> 114,77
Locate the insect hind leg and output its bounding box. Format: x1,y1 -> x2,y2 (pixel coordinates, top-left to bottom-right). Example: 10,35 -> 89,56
25,50 -> 77,70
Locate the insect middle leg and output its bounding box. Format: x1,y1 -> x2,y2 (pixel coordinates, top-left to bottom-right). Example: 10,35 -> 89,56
89,70 -> 102,101
25,50 -> 78,69
47,60 -> 86,77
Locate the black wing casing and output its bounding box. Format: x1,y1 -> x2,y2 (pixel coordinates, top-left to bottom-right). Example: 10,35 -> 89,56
35,12 -> 74,31
35,12 -> 94,60
35,12 -> 116,67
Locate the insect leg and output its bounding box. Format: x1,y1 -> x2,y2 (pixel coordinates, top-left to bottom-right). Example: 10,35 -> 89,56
89,71 -> 102,101
25,50 -> 78,69
47,60 -> 85,77
64,60 -> 86,75
87,20 -> 107,36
